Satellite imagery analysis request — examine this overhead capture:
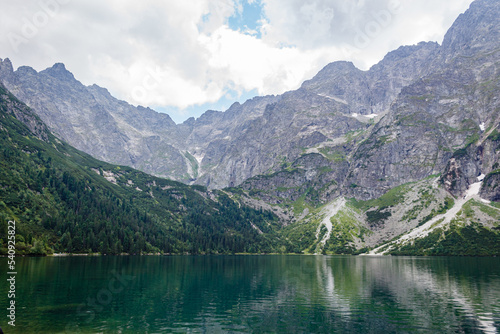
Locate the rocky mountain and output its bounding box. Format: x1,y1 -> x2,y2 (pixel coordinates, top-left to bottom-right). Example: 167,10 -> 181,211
0,82 -> 286,255
0,0 -> 499,255
238,0 -> 500,202
0,60 -> 195,180
0,7 -> 449,192
0,37 -> 439,189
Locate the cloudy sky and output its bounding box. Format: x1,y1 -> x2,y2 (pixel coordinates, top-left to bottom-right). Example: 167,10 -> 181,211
0,0 -> 473,123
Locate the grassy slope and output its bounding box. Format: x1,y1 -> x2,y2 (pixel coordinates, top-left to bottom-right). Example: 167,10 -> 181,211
233,175 -> 500,256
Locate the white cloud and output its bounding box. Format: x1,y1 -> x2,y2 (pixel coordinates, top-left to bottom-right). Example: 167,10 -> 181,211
0,0 -> 474,122
198,26 -> 334,96
259,0 -> 474,69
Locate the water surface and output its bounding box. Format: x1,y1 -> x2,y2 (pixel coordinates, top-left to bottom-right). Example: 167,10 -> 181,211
1,255 -> 499,333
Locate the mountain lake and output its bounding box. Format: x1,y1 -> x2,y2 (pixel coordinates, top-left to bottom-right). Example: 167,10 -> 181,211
1,255 -> 499,333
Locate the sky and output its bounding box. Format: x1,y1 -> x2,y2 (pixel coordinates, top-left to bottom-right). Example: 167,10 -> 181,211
0,0 -> 474,123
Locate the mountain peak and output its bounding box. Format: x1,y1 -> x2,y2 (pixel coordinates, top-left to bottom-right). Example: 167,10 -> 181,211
313,61 -> 359,77
16,66 -> 38,76
41,62 -> 76,81
440,0 -> 500,60
300,61 -> 360,91
0,58 -> 14,80
52,62 -> 67,71
0,58 -> 13,71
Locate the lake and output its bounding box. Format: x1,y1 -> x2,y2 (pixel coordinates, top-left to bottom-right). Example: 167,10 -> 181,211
0,255 -> 499,333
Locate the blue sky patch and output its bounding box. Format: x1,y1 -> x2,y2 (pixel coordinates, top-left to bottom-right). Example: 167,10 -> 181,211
228,0 -> 264,38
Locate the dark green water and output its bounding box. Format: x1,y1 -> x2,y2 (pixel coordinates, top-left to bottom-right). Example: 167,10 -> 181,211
1,255 -> 499,333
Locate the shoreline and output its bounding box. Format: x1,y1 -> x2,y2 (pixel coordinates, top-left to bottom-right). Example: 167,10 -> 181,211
1,252 -> 497,258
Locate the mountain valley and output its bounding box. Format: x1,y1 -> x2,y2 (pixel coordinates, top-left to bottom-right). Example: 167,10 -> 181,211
1,0 -> 500,256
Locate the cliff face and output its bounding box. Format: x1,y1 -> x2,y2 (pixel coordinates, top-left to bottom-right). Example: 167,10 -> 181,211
238,0 -> 500,201
1,0 -> 499,203
200,40 -> 440,193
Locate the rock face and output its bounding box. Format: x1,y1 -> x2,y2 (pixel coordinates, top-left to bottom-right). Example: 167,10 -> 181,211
0,82 -> 50,142
0,0 -> 499,202
0,59 -> 189,180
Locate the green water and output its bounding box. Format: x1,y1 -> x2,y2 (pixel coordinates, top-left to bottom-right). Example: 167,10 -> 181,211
0,255 -> 499,333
